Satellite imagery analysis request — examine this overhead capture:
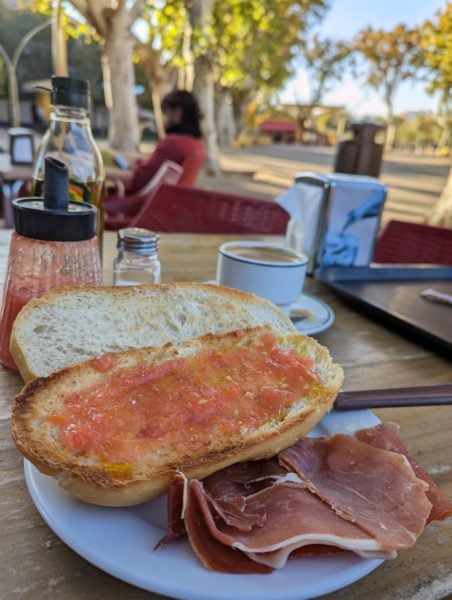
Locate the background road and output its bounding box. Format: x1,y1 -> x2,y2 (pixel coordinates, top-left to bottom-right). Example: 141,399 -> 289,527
198,144 -> 451,228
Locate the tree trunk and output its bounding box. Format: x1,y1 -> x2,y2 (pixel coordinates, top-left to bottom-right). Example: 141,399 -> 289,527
178,22 -> 195,92
427,165 -> 452,228
193,58 -> 220,174
188,0 -> 221,176
216,89 -> 235,146
384,92 -> 396,150
137,48 -> 173,140
103,9 -> 140,152
232,95 -> 248,139
52,0 -> 68,76
385,121 -> 396,150
100,50 -> 113,110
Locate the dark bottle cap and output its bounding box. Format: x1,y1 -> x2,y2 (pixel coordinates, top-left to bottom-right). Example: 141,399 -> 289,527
51,76 -> 90,110
13,157 -> 97,242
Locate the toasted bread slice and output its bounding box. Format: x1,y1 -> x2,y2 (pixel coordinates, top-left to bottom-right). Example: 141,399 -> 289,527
10,283 -> 296,382
12,326 -> 343,507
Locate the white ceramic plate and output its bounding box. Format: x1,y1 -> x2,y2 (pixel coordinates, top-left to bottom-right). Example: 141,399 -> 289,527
290,292 -> 335,335
24,409 -> 383,600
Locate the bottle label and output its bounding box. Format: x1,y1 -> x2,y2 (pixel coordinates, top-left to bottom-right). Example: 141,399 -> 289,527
68,179 -> 90,203
33,179 -> 91,203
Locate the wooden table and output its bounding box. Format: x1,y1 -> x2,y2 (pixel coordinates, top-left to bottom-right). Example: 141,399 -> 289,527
1,230 -> 451,600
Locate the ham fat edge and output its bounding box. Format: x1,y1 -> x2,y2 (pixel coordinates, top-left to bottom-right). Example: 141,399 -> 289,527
157,423 -> 452,574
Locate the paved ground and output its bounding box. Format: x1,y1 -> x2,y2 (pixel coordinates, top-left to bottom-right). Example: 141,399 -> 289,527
197,144 -> 451,228
1,126 -> 450,228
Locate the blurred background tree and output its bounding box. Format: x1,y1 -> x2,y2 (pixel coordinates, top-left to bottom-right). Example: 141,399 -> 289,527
420,3 -> 452,149
292,34 -> 351,140
212,0 -> 328,143
421,3 -> 452,227
30,0 -> 142,152
134,0 -> 185,139
352,24 -> 423,149
0,0 -> 450,165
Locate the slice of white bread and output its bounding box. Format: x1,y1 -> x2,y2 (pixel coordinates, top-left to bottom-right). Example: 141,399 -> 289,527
12,326 -> 344,507
10,283 -> 297,382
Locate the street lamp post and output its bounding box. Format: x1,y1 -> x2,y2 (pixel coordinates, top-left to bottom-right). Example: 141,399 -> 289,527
0,18 -> 52,127
0,44 -> 20,127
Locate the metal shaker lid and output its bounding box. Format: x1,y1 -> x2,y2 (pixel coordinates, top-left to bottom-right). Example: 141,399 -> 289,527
117,228 -> 159,254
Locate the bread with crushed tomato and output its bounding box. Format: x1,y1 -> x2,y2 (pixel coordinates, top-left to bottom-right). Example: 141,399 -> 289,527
12,326 -> 343,507
10,282 -> 297,383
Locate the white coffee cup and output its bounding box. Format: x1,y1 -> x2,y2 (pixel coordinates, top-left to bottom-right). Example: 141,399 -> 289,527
216,241 -> 308,306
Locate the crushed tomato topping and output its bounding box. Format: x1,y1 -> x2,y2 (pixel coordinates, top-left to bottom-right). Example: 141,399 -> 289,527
48,333 -> 320,463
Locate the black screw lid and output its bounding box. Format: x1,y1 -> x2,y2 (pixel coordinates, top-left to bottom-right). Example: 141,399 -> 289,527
51,76 -> 90,110
13,157 -> 97,242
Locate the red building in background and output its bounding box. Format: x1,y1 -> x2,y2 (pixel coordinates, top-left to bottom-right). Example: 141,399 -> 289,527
258,118 -> 298,143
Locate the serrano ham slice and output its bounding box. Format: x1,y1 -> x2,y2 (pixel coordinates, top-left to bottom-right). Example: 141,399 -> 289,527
157,424 -> 451,574
185,478 -> 272,574
154,472 -> 186,549
355,423 -> 452,522
188,479 -> 393,571
279,434 -> 432,551
203,458 -> 287,502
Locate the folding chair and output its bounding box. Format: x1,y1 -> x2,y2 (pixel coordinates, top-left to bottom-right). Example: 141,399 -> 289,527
129,184 -> 290,234
105,160 -> 183,230
373,220 -> 452,265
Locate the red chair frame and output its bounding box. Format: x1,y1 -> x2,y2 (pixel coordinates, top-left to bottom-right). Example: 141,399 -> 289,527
373,220 -> 452,265
105,160 -> 183,230
128,184 -> 289,234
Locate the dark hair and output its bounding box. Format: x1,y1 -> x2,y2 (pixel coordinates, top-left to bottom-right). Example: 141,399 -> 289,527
161,90 -> 203,138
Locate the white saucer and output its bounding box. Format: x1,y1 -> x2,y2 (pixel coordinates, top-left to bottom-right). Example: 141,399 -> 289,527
203,281 -> 334,336
288,292 -> 334,335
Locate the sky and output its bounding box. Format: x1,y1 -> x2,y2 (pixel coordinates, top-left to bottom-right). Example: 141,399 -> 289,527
280,0 -> 447,117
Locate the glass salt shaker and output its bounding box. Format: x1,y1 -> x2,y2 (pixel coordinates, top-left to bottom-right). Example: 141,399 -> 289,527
112,228 -> 161,286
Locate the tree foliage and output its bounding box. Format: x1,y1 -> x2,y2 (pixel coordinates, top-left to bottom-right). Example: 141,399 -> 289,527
8,0 -> 449,155
300,34 -> 351,105
212,0 -> 328,100
352,24 -> 422,118
420,3 -> 452,110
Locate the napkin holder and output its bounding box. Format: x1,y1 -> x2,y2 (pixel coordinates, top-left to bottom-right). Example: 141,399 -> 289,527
277,172 -> 387,275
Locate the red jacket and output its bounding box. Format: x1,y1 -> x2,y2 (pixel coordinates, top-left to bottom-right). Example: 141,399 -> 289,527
127,134 -> 205,193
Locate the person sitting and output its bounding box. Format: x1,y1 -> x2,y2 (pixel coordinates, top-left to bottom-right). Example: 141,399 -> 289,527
108,90 -> 205,197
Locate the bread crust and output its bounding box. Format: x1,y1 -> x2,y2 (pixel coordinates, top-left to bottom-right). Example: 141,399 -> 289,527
12,326 -> 343,507
10,282 -> 297,382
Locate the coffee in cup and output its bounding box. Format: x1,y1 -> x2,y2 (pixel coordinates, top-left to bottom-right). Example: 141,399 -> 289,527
216,241 -> 308,306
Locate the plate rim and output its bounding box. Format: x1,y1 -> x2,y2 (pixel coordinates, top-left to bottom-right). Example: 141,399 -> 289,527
291,291 -> 335,335
202,281 -> 335,336
23,410 -> 384,600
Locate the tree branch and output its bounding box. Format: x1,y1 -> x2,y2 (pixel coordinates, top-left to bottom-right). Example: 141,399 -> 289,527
70,0 -> 109,38
67,0 -> 89,19
129,0 -> 144,24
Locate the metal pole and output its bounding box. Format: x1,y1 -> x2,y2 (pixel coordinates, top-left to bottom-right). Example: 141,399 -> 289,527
52,0 -> 68,76
0,19 -> 53,128
11,18 -> 53,128
12,18 -> 53,72
0,43 -> 20,127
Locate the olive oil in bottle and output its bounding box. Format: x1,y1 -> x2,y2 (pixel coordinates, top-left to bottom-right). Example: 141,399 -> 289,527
33,76 -> 105,252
